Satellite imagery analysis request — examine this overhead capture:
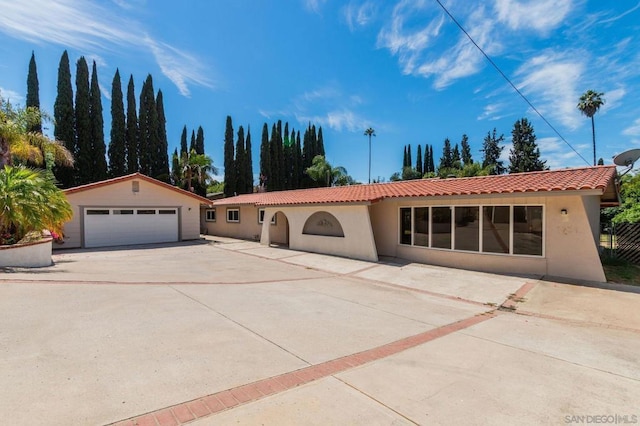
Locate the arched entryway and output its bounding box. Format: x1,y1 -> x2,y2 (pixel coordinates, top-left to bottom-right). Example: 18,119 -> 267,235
267,210 -> 289,247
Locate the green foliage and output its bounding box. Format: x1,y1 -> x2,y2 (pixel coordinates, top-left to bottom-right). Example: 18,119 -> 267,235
108,69 -> 126,177
26,51 -> 42,133
613,172 -> 640,224
74,57 -> 92,184
223,115 -> 235,196
402,166 -> 422,180
416,144 -> 423,175
259,123 -> 269,189
508,118 -> 546,173
174,149 -> 216,195
452,143 -> 462,169
577,90 -> 605,166
53,51 -> 76,187
0,166 -> 73,243
305,155 -> 348,187
439,138 -> 452,169
89,61 -> 108,182
138,75 -> 160,177
481,128 -> 505,175
195,126 -> 205,155
461,134 -> 473,166
389,172 -> 402,181
155,89 -> 170,182
125,74 -> 139,173
235,125 -> 247,194
244,127 -> 253,193
1,96 -> 73,170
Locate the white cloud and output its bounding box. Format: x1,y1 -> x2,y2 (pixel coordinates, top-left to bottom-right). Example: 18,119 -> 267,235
514,52 -> 584,129
296,109 -> 367,132
0,87 -> 24,104
478,103 -> 508,121
599,1 -> 640,24
623,118 -> 640,137
344,1 -> 377,31
600,88 -> 626,114
304,0 -> 327,14
0,0 -> 213,97
493,0 -> 573,32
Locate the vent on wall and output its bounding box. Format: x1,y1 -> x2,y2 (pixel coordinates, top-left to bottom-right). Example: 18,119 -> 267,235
132,181 -> 140,192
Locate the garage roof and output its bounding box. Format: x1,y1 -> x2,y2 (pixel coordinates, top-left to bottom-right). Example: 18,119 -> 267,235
64,173 -> 213,205
212,166 -> 619,207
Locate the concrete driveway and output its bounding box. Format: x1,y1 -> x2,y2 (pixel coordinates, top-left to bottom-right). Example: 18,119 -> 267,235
1,238 -> 638,425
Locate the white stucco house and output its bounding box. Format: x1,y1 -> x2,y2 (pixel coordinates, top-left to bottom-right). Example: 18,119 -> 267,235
62,173 -> 212,249
202,166 -> 619,282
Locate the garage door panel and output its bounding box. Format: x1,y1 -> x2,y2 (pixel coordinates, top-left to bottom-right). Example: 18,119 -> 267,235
84,208 -> 179,248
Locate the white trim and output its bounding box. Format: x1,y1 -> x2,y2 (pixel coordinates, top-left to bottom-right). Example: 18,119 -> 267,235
226,208 -> 240,223
258,208 -> 276,225
205,208 -> 216,222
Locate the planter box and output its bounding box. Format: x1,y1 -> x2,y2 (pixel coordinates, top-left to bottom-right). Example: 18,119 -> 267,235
0,238 -> 53,268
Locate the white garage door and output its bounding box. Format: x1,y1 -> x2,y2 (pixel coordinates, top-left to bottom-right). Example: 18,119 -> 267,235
84,207 -> 179,248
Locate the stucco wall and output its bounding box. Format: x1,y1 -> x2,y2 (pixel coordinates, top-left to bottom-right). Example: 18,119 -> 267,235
260,205 -> 378,262
202,205 -> 263,241
0,238 -> 52,267
64,179 -> 202,248
370,193 -> 605,282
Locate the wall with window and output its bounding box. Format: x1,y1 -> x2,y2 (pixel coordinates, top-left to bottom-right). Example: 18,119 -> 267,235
201,205 -> 262,240
370,193 -> 605,282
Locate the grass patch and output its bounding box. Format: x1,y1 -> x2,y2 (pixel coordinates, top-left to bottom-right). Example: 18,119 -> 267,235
602,255 -> 640,286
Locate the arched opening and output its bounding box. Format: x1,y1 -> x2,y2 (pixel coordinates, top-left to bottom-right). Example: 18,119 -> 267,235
302,211 -> 345,237
268,211 -> 289,247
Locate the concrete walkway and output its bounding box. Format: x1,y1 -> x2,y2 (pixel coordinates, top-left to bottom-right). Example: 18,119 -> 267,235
1,238 -> 638,425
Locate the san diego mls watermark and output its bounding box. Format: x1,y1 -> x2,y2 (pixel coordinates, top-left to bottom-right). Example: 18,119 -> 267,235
564,414 -> 638,424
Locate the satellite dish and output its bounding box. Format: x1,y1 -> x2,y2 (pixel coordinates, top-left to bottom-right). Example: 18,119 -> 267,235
613,149 -> 640,167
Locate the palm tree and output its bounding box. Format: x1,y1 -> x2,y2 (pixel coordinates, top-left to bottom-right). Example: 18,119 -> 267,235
364,127 -> 376,184
179,149 -> 217,192
0,166 -> 73,243
0,97 -> 73,169
305,155 -> 348,187
577,90 -> 605,166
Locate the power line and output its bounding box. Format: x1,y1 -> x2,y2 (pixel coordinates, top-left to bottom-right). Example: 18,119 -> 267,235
434,0 -> 591,166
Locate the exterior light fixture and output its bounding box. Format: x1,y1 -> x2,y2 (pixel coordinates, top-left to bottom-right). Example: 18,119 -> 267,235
561,209 -> 568,215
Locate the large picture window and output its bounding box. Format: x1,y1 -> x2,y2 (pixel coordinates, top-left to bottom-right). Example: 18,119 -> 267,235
431,207 -> 451,249
399,205 -> 543,257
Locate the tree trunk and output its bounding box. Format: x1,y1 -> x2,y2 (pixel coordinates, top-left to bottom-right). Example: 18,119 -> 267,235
591,116 -> 596,166
0,136 -> 12,168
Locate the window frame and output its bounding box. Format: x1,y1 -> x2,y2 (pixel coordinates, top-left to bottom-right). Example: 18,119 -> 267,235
398,204 -> 544,257
226,208 -> 240,223
205,209 -> 216,222
258,208 -> 276,225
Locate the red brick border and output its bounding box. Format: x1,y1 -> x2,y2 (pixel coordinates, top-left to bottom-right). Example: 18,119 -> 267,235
108,312 -> 496,426
500,281 -> 538,311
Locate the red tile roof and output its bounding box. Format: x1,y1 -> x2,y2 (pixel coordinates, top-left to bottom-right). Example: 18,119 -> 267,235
63,173 -> 213,205
213,166 -> 617,207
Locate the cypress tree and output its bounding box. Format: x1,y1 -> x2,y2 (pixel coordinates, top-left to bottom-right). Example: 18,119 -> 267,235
26,51 -> 42,133
508,118 -> 546,173
428,145 -> 435,174
180,126 -> 188,157
277,120 -> 285,189
317,126 -> 325,157
223,116 -> 235,196
403,146 -> 407,168
452,143 -> 461,169
189,129 -> 196,152
245,126 -> 253,193
155,89 -> 170,181
138,75 -> 158,176
423,145 -> 429,174
407,144 -> 412,169
89,61 -> 108,182
481,128 -> 505,175
259,123 -> 270,190
171,148 -> 180,186
270,123 -> 279,190
125,75 -> 139,173
195,126 -> 205,155
108,69 -> 126,177
75,57 -> 92,184
235,125 -> 246,193
53,50 -> 75,188
295,131 -> 302,188
416,144 -> 423,175
439,138 -> 453,170
460,134 -> 473,165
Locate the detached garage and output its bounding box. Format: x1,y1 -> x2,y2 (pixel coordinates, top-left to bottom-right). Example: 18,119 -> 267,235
62,173 -> 212,249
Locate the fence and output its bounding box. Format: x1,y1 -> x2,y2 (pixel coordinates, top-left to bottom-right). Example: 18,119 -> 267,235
604,222 -> 640,265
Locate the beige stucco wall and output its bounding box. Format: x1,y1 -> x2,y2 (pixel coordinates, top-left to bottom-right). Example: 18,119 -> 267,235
63,179 -> 202,249
201,205 -> 263,241
260,205 -> 378,262
370,192 -> 606,282
0,238 -> 52,267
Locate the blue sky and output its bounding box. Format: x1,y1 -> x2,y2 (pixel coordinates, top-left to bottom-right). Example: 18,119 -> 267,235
1,0 -> 639,183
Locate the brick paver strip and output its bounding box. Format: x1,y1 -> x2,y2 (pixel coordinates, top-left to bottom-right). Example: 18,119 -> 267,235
500,281 -> 538,310
108,311 -> 495,426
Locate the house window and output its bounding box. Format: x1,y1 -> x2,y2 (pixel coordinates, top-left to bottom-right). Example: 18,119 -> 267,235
226,208 -> 240,223
432,207 -> 452,249
205,209 -> 216,222
137,209 -> 156,215
86,209 -> 110,215
113,209 -> 134,215
398,205 -> 543,257
455,206 -> 479,252
400,208 -> 412,245
159,209 -> 176,215
483,206 -> 510,254
258,209 -> 276,225
513,206 -> 543,256
413,207 -> 429,247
